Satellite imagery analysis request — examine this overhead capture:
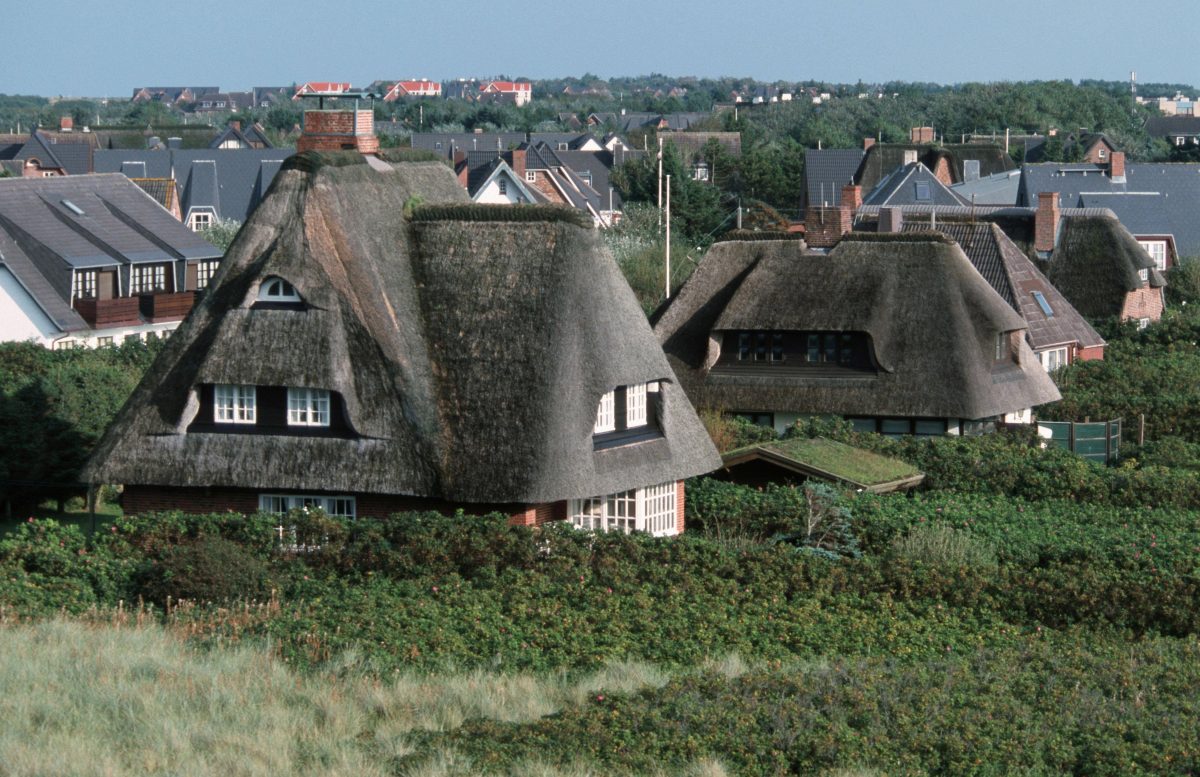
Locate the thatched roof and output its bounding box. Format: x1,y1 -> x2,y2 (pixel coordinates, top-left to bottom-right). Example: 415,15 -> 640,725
654,236 -> 1061,421
86,151 -> 719,502
1047,215 -> 1164,319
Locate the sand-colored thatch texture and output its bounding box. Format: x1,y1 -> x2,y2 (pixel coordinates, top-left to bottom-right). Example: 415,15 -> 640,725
86,158 -> 719,503
654,237 -> 1061,421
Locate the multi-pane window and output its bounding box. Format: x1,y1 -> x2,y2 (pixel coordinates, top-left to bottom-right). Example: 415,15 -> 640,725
525,171 -> 536,182
1138,241 -> 1168,272
258,277 -> 301,302
258,494 -> 355,518
288,388 -> 330,426
498,178 -> 508,195
131,264 -> 167,294
994,333 -> 1009,361
97,336 -> 113,347
594,390 -> 615,433
1040,347 -> 1068,372
214,384 -> 256,423
569,481 -> 678,537
737,332 -> 784,362
196,260 -> 219,289
73,270 -> 97,300
626,383 -> 648,428
189,212 -> 213,231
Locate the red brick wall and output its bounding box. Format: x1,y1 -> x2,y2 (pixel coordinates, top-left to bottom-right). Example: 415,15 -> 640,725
1035,192 -> 1060,252
1077,345 -> 1106,361
676,480 -> 686,535
528,171 -> 566,204
933,158 -> 953,186
297,110 -> 379,154
1121,286 -> 1165,323
804,206 -> 852,248
123,485 -> 569,528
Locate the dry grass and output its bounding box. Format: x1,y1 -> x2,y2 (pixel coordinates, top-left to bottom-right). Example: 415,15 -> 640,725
0,620 -> 691,777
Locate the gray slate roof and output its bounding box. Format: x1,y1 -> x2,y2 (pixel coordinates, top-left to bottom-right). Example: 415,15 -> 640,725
86,154 -> 719,502
1145,115 -> 1200,139
803,148 -> 865,208
1019,162 -> 1200,257
94,148 -> 293,224
654,235 -> 1060,422
411,132 -> 526,155
862,163 -> 967,208
950,169 -> 1022,206
0,175 -> 220,334
902,220 -> 1104,352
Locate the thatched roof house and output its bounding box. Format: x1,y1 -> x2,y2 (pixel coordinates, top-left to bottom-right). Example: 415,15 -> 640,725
87,151 -> 719,533
653,234 -> 1061,436
1046,215 -> 1165,323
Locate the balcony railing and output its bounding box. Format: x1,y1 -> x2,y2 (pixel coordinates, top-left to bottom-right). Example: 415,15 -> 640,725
139,291 -> 197,322
73,297 -> 141,328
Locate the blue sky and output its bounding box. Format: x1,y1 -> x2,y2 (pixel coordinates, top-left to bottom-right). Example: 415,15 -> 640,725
5,0 -> 1197,97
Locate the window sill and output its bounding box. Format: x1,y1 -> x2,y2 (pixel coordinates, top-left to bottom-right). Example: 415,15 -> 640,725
593,427 -> 663,450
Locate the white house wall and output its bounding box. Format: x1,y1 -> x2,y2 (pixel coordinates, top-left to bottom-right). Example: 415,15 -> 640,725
474,175 -> 530,205
0,266 -> 59,345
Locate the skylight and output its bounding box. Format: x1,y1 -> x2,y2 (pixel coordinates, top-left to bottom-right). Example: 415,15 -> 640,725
1032,290 -> 1054,318
61,199 -> 84,216
914,181 -> 931,201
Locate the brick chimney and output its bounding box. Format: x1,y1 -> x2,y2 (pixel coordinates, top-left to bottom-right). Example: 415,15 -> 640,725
863,137 -> 875,150
804,205 -> 853,248
511,148 -> 526,180
59,116 -> 73,132
879,206 -> 904,233
1110,151 -> 1126,183
1035,192 -> 1060,253
296,107 -> 380,155
910,126 -> 934,143
841,184 -> 862,212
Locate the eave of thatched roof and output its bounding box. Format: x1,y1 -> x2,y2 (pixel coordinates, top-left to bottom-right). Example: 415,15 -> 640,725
86,153 -> 719,503
654,237 -> 1060,421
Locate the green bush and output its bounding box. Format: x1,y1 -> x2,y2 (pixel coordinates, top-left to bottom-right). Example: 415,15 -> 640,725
139,535 -> 268,606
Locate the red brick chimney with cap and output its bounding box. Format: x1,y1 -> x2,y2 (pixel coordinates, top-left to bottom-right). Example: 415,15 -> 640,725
296,106 -> 380,155
804,205 -> 853,248
1110,151 -> 1126,182
863,137 -> 875,150
59,116 -> 73,132
1035,192 -> 1061,253
511,148 -> 526,180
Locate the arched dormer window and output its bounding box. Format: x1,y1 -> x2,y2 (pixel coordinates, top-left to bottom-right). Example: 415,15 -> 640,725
257,276 -> 301,303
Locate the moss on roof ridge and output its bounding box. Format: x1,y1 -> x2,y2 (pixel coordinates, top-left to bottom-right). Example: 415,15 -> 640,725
411,203 -> 593,228
716,229 -> 804,243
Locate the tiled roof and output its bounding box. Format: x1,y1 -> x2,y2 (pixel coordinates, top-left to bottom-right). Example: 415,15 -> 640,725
863,163 -> 967,208
130,178 -> 177,212
804,149 -> 865,208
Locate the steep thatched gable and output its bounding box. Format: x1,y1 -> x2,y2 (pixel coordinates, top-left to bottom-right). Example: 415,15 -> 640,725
86,154 -> 719,503
1047,216 -> 1163,320
655,236 -> 1060,422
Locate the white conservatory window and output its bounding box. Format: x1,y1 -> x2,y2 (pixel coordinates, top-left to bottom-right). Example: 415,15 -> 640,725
258,494 -> 356,518
626,383 -> 648,428
569,481 -> 678,537
1039,347 -> 1068,372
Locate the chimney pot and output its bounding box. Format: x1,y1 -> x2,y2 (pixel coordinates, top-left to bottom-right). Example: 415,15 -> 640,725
59,116 -> 74,132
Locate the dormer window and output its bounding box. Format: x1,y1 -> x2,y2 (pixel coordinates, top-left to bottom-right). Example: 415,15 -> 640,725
593,382 -> 661,443
215,384 -> 257,423
258,276 -> 301,303
288,388 -> 330,426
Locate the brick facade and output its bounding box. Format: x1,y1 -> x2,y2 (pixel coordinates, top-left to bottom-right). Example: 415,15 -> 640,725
1035,192 -> 1060,252
804,205 -> 852,248
932,157 -> 953,186
676,479 -> 686,535
1077,345 -> 1106,361
1120,285 -> 1165,323
296,110 -> 380,154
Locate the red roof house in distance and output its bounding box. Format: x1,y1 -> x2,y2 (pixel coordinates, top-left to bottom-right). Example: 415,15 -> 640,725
293,82 -> 354,100
384,80 -> 442,100
480,80 -> 532,106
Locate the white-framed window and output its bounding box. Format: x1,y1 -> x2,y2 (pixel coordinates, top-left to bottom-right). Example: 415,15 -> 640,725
1097,147 -> 1107,160
259,494 -> 355,518
1138,318 -> 1151,330
568,481 -> 678,537
131,264 -> 168,294
52,339 -> 77,350
1139,268 -> 1149,284
215,384 -> 256,423
498,178 -> 507,195
189,211 -> 213,231
626,383 -> 648,428
73,270 -> 97,300
994,332 -> 1008,361
1177,136 -> 1186,147
1039,347 -> 1068,372
258,276 -> 301,302
594,390 -> 615,433
196,260 -> 219,289
97,336 -> 113,347
525,171 -> 536,182
1138,240 -> 1168,272
288,387 -> 330,426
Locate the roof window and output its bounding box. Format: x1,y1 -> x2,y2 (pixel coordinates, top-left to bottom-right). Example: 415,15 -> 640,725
258,276 -> 301,303
61,199 -> 84,215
